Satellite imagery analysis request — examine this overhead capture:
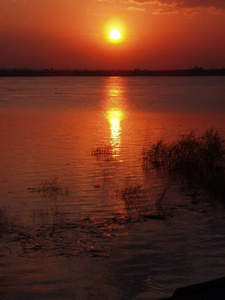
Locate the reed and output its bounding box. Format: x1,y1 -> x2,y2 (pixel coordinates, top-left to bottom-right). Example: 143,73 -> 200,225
0,207 -> 8,233
142,129 -> 225,174
117,182 -> 152,216
28,177 -> 69,198
91,144 -> 116,159
143,129 -> 225,206
32,206 -> 66,226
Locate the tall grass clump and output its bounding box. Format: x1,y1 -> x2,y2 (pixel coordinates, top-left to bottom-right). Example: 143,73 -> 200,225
142,129 -> 225,174
0,207 -> 9,235
32,206 -> 67,226
142,129 -> 225,207
117,182 -> 152,217
91,144 -> 116,159
28,177 -> 69,198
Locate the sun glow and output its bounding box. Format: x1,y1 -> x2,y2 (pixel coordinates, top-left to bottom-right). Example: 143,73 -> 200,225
104,18 -> 126,44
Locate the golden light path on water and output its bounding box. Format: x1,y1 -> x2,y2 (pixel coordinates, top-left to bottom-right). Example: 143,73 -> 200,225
104,78 -> 126,156
106,109 -> 124,150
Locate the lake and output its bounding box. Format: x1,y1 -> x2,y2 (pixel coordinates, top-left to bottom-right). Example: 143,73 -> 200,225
0,76 -> 225,299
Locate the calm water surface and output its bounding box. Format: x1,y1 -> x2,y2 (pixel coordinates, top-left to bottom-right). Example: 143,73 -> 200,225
0,76 -> 225,299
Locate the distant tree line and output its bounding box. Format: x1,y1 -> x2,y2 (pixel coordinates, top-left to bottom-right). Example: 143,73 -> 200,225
0,67 -> 225,77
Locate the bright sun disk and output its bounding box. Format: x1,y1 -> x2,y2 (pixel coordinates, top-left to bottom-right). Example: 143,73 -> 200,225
110,29 -> 121,40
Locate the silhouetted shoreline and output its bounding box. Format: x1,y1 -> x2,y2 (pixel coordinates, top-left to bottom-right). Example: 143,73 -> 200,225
1,67 -> 225,77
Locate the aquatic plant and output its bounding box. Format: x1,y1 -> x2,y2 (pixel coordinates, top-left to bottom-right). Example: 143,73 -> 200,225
28,177 -> 69,198
117,182 -> 152,217
0,207 -> 9,233
32,205 -> 68,228
142,129 -> 225,208
116,181 -> 171,218
32,208 -> 50,225
142,129 -> 225,174
91,144 -> 116,159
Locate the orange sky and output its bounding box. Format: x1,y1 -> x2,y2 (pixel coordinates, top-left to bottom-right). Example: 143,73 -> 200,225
0,0 -> 225,69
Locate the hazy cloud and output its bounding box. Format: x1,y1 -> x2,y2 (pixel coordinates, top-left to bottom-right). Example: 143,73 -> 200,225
182,8 -> 200,18
152,8 -> 178,15
9,0 -> 28,2
126,0 -> 175,6
127,0 -> 162,5
128,0 -> 225,9
97,0 -> 115,2
127,6 -> 146,11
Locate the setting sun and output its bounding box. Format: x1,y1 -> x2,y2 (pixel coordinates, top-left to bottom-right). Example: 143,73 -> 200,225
110,29 -> 121,40
104,18 -> 126,44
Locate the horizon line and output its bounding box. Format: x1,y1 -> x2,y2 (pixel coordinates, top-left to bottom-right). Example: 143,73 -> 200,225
1,67 -> 225,77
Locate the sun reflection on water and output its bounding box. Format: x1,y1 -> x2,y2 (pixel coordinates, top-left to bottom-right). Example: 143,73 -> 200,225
106,109 -> 124,150
104,78 -> 126,156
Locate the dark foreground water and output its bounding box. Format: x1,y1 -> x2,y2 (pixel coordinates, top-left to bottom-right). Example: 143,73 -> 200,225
0,76 -> 225,299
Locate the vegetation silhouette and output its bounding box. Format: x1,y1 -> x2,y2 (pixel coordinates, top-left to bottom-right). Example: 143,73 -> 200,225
117,182 -> 152,217
1,67 -> 225,77
142,129 -> 225,207
27,177 -> 69,198
116,181 -> 168,219
91,144 -> 116,160
0,207 -> 9,234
